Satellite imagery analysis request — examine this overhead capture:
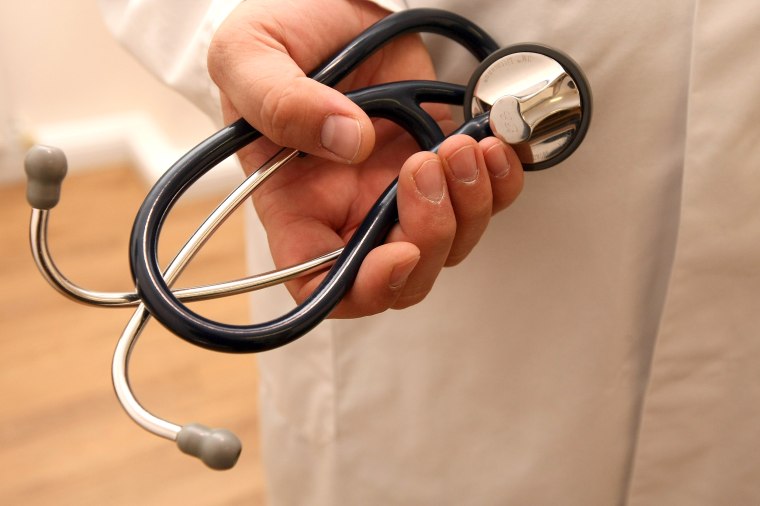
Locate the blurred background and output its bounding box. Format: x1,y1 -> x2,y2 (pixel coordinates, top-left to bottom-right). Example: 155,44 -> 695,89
1,1 -> 265,504
0,0 -> 235,184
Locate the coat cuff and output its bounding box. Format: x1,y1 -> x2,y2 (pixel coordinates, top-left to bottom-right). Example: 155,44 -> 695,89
368,0 -> 409,12
99,0 -> 241,125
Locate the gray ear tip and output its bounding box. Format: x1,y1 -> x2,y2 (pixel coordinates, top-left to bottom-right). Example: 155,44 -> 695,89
25,145 -> 68,180
24,145 -> 69,209
176,423 -> 242,471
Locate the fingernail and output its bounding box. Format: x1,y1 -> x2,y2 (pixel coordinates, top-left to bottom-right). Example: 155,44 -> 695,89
447,145 -> 478,182
321,114 -> 362,162
413,159 -> 445,202
484,143 -> 511,178
389,255 -> 420,289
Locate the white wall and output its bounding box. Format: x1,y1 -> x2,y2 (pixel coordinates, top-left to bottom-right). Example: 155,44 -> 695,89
0,0 -> 235,187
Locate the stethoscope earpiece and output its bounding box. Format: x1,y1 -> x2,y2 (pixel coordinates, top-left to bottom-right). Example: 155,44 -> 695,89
24,145 -> 68,210
176,424 -> 242,470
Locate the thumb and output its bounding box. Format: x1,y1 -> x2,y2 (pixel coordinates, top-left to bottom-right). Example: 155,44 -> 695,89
207,1 -> 378,163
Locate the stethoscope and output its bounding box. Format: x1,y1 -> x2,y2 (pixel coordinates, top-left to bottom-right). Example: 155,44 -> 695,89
25,9 -> 591,470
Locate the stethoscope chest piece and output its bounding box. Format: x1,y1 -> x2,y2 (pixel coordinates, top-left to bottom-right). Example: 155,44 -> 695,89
464,44 -> 592,170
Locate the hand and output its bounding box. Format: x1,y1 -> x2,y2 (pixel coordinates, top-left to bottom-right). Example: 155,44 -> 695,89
208,0 -> 524,318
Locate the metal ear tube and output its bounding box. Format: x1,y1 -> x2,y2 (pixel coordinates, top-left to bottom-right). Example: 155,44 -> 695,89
26,146 -> 338,469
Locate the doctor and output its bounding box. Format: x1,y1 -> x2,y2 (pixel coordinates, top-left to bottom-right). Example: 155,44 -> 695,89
100,0 -> 760,504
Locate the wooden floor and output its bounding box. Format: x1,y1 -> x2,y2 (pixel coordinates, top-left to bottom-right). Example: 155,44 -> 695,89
0,167 -> 266,505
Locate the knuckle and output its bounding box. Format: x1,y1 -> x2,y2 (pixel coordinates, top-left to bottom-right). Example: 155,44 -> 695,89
208,22 -> 258,80
414,209 -> 457,245
392,287 -> 431,310
444,252 -> 468,267
207,36 -> 231,82
466,196 -> 493,220
364,297 -> 393,317
259,79 -> 303,143
493,177 -> 525,213
434,218 -> 458,246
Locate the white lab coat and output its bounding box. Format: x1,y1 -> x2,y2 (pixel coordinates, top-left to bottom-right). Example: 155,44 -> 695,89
100,0 -> 760,504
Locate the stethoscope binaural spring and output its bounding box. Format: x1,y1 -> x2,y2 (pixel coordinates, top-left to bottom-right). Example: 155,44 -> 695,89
25,8 -> 592,469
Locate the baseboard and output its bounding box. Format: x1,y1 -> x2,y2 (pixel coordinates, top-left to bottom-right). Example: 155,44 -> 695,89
29,112 -> 242,198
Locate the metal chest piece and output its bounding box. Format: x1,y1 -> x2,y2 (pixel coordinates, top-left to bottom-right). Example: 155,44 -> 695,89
465,44 -> 593,170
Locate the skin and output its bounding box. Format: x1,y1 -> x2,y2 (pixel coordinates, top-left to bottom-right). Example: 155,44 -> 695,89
208,0 -> 524,318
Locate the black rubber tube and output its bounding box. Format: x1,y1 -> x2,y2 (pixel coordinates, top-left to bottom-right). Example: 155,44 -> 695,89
129,9 -> 498,353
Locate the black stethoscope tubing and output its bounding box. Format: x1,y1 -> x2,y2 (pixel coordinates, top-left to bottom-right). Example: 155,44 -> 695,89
129,9 -> 500,353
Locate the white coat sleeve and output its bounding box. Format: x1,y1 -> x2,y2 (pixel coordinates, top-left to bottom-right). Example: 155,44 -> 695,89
98,0 -> 408,123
